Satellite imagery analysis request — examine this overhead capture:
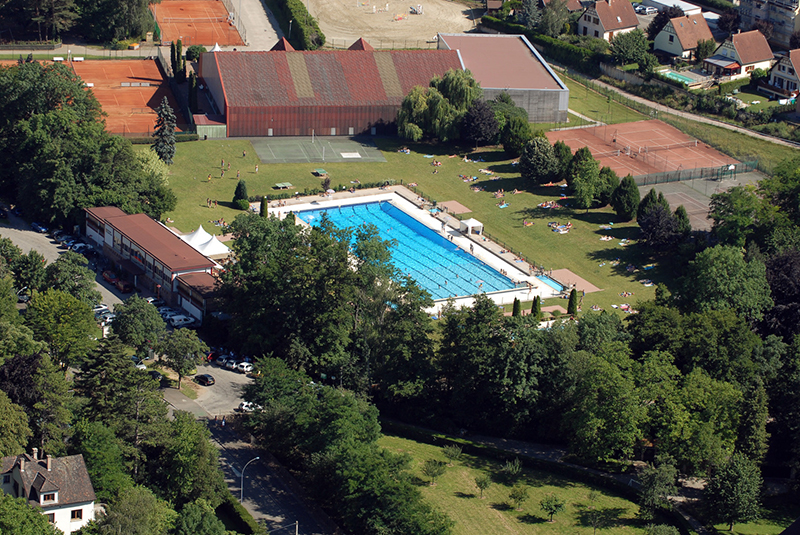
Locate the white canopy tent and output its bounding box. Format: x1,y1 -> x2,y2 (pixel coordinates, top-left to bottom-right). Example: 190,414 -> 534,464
459,218 -> 483,236
181,225 -> 213,247
195,235 -> 230,257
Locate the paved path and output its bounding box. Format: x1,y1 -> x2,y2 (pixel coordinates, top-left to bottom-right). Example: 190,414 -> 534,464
560,69 -> 800,150
161,387 -> 337,534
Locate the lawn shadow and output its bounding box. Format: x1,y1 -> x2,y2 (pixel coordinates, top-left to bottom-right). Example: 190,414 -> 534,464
468,150 -> 511,163
518,513 -> 546,525
409,475 -> 428,487
590,226 -> 640,241
454,491 -> 476,499
567,210 -> 624,226
474,177 -> 527,193
574,506 -> 629,530
486,162 -> 518,174
491,502 -> 513,512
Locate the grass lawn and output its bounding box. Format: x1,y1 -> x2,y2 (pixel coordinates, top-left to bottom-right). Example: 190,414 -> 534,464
161,137 -> 659,313
734,88 -> 783,112
709,494 -> 800,535
378,434 -> 654,535
560,76 -> 647,125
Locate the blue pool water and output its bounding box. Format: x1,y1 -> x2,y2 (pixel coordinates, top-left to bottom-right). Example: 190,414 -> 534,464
662,70 -> 694,85
295,201 -> 515,300
538,275 -> 564,292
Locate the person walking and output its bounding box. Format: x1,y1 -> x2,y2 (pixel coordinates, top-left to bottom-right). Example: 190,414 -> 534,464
255,165 -> 259,173
236,170 -> 240,179
221,159 -> 225,168
243,150 -> 247,157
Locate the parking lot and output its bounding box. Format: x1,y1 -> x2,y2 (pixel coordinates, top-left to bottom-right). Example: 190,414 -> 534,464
193,360 -> 253,418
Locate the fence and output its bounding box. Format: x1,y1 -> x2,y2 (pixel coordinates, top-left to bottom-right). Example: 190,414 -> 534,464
155,45 -> 196,132
219,0 -> 247,44
325,37 -> 437,49
632,160 -> 758,186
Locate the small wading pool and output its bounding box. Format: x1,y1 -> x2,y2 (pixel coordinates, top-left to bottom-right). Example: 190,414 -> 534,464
295,200 -> 516,300
661,70 -> 695,85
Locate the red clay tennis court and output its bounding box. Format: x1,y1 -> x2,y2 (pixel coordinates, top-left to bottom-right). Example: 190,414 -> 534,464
151,0 -> 244,47
71,59 -> 185,136
546,119 -> 738,178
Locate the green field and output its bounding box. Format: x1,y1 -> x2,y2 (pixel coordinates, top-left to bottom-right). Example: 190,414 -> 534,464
160,138 -> 658,313
378,434 -> 651,535
561,76 -> 647,125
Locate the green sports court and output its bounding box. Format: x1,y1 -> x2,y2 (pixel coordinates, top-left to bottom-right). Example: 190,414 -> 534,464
247,136 -> 387,164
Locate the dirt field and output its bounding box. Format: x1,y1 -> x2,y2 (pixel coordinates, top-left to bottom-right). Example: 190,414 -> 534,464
308,0 -> 479,49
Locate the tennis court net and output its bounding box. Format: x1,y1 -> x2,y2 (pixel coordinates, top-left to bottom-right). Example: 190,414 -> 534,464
642,140 -> 698,153
593,150 -> 621,158
162,16 -> 230,23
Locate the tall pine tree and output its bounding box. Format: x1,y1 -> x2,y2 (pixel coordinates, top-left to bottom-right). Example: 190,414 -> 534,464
152,97 -> 176,165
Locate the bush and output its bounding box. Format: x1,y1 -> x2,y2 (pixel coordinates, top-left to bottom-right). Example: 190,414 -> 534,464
234,199 -> 250,211
718,78 -> 750,95
266,0 -> 325,49
185,45 -> 207,61
216,494 -> 267,534
233,179 -> 249,201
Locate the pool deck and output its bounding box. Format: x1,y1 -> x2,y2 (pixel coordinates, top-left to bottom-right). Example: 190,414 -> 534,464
266,185 -> 566,313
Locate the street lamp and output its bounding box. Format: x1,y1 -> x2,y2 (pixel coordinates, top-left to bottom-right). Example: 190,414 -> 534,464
240,456 -> 260,503
288,19 -> 293,39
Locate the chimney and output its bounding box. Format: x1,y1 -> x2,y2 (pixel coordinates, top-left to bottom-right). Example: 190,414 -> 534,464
46,455 -> 52,472
19,458 -> 24,472
32,448 -> 38,460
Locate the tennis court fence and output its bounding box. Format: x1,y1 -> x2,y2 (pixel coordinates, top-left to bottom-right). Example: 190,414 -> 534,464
632,160 -> 758,186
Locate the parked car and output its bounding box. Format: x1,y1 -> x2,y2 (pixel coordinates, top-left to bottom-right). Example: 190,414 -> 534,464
238,401 -> 262,412
148,370 -> 162,382
169,315 -> 195,328
92,304 -> 109,316
16,288 -> 30,303
216,355 -> 231,367
30,222 -> 47,233
145,297 -> 166,307
157,306 -> 176,315
225,359 -> 240,370
643,6 -> 657,14
11,206 -> 22,217
102,271 -> 119,284
56,234 -> 74,244
71,243 -> 92,254
99,312 -> 116,326
237,362 -> 254,374
115,279 -> 134,293
161,310 -> 180,321
196,374 -> 215,386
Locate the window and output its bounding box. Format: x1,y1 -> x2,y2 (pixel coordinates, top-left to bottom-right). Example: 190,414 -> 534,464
669,35 -> 674,42
594,30 -> 599,37
2,475 -> 9,484
583,26 -> 588,35
71,509 -> 83,521
593,16 -> 599,24
584,14 -> 589,21
43,493 -> 56,503
47,514 -> 55,524
789,68 -> 795,75
746,65 -> 754,72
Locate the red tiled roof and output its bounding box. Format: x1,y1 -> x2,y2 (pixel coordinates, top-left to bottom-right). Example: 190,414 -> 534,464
213,50 -> 462,108
788,49 -> 800,74
177,272 -> 218,298
669,14 -> 714,51
348,38 -> 374,51
103,213 -> 215,272
438,34 -> 564,90
732,30 -> 773,66
1,454 -> 95,507
271,37 -> 295,51
85,206 -> 126,221
592,0 -> 638,31
543,0 -> 584,13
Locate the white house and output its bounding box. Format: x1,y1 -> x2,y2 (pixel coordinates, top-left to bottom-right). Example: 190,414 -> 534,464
1,449 -> 96,534
761,49 -> 800,99
578,0 -> 639,41
703,30 -> 775,81
654,14 -> 714,59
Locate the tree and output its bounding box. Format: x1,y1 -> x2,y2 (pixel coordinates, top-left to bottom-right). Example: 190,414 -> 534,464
638,53 -> 661,75
540,493 -> 565,520
717,8 -> 740,35
71,419 -> 134,502
28,0 -> 79,41
31,354 -> 73,455
501,115 -> 533,157
12,250 -> 46,293
44,251 -> 101,305
696,38 -> 716,61
552,140 -> 573,181
185,45 -> 208,61
0,390 -> 32,456
75,0 -> 153,42
175,39 -> 186,84
610,29 -> 649,66
174,499 -> 226,535
597,166 -> 619,206
646,6 -> 685,40
96,485 -> 178,535
188,71 -> 198,114
673,205 -> 691,238
539,0 -> 570,37
443,445 -> 462,465
637,188 -> 667,223
532,295 -> 542,321
170,40 -> 178,79
422,459 -> 446,485
0,493 -> 61,535
512,297 -> 522,317
645,525 -> 681,535
684,245 -> 773,322
25,289 -> 96,368
158,329 -> 208,389
566,147 -> 594,190
753,20 -> 773,40
791,29 -> 800,49
570,157 -> 601,210
764,249 -> 800,340
475,474 -> 491,498
611,175 -> 640,220
706,453 -> 762,531
735,381 -> 769,463
463,99 -> 499,146
567,289 -> 578,315
111,295 -> 167,352
509,484 -> 530,511
639,204 -> 680,248
639,455 -> 678,520
708,185 -> 761,247
151,96 -> 176,165
233,179 -> 248,201
517,0 -> 541,29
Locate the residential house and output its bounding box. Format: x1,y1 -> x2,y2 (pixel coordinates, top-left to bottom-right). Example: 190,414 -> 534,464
84,207 -> 216,307
542,0 -> 585,13
739,0 -> 800,49
1,449 -> 96,534
702,29 -> 775,80
578,0 -> 639,41
654,14 -> 714,59
760,49 -> 800,98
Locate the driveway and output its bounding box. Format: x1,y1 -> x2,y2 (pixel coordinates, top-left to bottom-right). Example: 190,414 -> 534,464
193,361 -> 253,418
0,213 -> 123,307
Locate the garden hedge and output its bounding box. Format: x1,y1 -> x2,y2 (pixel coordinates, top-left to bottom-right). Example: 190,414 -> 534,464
264,0 -> 325,49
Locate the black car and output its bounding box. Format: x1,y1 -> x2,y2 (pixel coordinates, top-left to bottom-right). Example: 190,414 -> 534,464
196,374 -> 215,386
148,370 -> 163,382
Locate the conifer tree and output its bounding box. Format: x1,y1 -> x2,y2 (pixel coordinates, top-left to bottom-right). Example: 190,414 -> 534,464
567,289 -> 578,315
151,97 -> 176,165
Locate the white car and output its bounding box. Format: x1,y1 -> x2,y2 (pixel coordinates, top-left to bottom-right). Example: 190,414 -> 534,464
92,303 -> 109,315
238,401 -> 262,412
169,315 -> 195,328
237,362 -> 254,374
643,6 -> 657,14
71,243 -> 92,254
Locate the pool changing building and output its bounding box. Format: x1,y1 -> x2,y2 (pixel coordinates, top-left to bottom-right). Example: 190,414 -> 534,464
197,34 -> 568,137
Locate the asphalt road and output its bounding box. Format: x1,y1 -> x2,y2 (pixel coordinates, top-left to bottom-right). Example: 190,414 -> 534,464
0,213 -> 123,308
193,360 -> 253,418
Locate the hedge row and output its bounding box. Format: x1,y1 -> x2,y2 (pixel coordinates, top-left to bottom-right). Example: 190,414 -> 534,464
685,0 -> 734,11
265,0 -> 325,50
481,16 -> 603,76
128,133 -> 199,144
260,179 -> 395,201
718,77 -> 751,95
216,494 -> 267,535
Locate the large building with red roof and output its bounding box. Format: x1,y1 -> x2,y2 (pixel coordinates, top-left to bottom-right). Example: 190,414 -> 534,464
437,33 -> 568,122
198,34 -> 568,136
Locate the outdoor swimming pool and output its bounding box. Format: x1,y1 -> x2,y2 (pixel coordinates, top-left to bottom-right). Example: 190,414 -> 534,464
661,70 -> 695,85
295,201 -> 516,300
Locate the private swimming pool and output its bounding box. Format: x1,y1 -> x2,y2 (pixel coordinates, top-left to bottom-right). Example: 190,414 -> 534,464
661,69 -> 695,85
295,201 -> 516,300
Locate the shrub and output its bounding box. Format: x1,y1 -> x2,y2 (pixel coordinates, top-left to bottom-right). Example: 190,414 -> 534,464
185,45 -> 207,61
234,199 -> 250,211
233,179 -> 249,201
